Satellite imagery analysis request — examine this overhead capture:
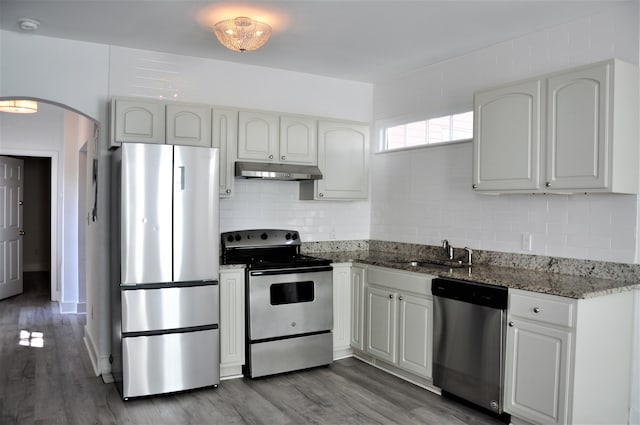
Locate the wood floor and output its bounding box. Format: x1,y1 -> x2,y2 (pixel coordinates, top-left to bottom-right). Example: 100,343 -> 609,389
1,272 -> 505,425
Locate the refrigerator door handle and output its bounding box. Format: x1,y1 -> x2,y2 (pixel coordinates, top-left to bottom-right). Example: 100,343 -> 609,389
178,166 -> 186,190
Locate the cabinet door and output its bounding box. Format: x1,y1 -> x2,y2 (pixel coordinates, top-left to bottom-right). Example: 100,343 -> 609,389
212,108 -> 238,198
279,116 -> 317,164
314,121 -> 369,200
113,99 -> 165,145
473,80 -> 542,191
366,286 -> 397,364
237,111 -> 278,161
332,265 -> 352,358
546,63 -> 609,190
219,269 -> 245,377
505,319 -> 571,425
350,266 -> 365,351
166,104 -> 212,147
398,294 -> 432,379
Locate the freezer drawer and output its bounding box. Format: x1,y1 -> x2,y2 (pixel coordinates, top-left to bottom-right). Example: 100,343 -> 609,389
122,328 -> 220,398
122,284 -> 219,333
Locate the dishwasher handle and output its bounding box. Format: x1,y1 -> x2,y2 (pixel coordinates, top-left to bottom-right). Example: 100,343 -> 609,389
431,278 -> 507,310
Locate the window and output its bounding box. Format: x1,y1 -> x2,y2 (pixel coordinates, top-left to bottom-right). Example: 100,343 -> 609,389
383,111 -> 473,151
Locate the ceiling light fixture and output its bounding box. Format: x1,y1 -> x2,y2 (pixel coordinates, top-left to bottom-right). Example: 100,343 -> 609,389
18,18 -> 40,32
213,17 -> 272,52
0,100 -> 38,114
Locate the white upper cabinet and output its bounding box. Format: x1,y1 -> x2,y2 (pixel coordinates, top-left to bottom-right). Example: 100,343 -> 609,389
166,104 -> 212,147
300,120 -> 369,200
238,111 -> 317,165
212,108 -> 238,198
111,98 -> 165,146
473,80 -> 542,191
237,111 -> 279,162
473,59 -> 639,194
279,115 -> 317,164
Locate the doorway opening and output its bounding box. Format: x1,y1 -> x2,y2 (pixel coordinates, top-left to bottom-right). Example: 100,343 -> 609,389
20,156 -> 52,298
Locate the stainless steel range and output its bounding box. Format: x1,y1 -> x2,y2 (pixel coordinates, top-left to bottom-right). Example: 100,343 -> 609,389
221,229 -> 333,378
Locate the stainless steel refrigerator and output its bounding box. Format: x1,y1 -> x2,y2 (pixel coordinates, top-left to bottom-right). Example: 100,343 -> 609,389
110,142 -> 220,400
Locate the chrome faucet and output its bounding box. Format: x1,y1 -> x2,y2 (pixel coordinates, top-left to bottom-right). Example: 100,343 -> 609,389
464,247 -> 473,266
441,239 -> 454,260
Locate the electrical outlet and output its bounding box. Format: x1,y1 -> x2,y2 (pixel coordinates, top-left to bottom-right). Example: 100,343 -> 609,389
521,233 -> 532,251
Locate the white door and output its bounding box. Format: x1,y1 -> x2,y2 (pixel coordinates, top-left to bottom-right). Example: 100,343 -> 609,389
398,293 -> 432,379
0,156 -> 24,300
279,115 -> 317,164
473,79 -> 542,191
366,286 -> 397,363
546,63 -> 609,190
504,319 -> 572,425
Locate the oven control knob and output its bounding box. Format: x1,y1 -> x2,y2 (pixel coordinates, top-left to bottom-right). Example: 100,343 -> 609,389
285,232 -> 292,240
226,235 -> 234,243
234,234 -> 241,241
291,232 -> 298,240
261,232 -> 268,240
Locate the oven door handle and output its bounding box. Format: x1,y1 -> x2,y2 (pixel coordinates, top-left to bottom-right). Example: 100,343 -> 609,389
250,266 -> 333,276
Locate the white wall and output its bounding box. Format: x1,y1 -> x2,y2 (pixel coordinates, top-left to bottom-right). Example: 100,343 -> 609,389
371,2 -> 640,264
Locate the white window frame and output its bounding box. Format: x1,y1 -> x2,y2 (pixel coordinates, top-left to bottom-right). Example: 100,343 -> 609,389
376,110 -> 473,153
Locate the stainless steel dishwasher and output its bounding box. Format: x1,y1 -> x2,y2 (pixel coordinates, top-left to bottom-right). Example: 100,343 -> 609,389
432,277 -> 508,415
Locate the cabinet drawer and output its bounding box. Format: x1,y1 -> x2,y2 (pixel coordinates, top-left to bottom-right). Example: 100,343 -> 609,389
509,291 -> 574,328
367,266 -> 432,295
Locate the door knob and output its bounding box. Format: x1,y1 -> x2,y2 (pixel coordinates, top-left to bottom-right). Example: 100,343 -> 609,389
19,229 -> 25,236
18,201 -> 24,206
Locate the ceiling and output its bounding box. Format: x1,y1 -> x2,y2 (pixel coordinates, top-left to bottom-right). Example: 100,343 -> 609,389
0,0 -> 632,83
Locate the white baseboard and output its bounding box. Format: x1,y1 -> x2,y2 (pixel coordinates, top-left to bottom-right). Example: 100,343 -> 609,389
83,327 -> 100,377
333,346 -> 353,360
76,302 -> 87,314
59,301 -> 77,314
59,301 -> 87,314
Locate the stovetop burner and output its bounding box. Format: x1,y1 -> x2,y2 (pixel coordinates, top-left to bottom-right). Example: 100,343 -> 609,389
221,229 -> 331,269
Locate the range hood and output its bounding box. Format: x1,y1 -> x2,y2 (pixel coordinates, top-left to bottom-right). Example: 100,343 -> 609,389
235,161 -> 323,181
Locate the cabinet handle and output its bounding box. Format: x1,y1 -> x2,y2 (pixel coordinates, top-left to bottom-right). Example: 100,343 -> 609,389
319,193 -> 324,197
225,189 -> 231,194
268,154 -> 274,159
398,296 -> 403,301
508,321 -> 514,327
533,307 -> 540,313
545,182 -> 551,188
388,294 -> 393,299
472,184 -> 477,189
281,155 -> 286,160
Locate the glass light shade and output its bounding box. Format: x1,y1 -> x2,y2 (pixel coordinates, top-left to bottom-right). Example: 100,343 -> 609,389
213,17 -> 272,52
0,99 -> 38,114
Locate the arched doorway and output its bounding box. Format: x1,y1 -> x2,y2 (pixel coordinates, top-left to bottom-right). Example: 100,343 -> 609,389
0,97 -> 98,312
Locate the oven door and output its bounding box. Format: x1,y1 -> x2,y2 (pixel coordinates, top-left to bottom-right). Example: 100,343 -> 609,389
248,266 -> 333,341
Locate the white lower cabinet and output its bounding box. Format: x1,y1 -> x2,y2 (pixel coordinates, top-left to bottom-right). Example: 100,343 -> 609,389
505,315 -> 572,424
505,289 -> 634,425
219,268 -> 245,378
332,263 -> 353,359
397,293 -> 433,378
364,266 -> 434,380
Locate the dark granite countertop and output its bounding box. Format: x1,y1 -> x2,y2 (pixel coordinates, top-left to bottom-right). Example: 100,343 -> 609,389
319,250 -> 639,299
